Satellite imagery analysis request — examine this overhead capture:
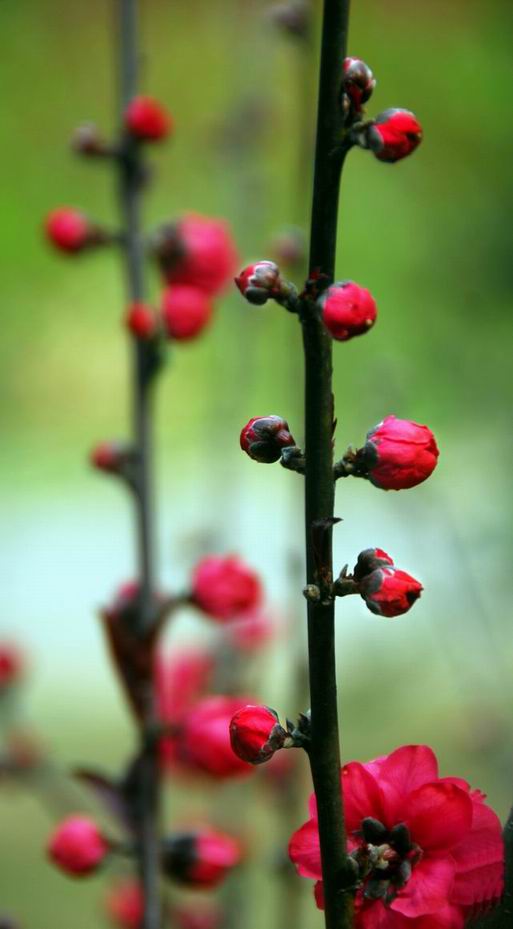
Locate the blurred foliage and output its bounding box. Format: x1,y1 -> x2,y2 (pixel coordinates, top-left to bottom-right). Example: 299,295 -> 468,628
1,0 -> 513,927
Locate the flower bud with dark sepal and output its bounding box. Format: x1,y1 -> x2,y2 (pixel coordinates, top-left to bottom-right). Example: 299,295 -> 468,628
149,214 -> 238,296
354,415 -> 439,490
358,565 -> 423,618
161,828 -> 241,887
235,261 -> 298,311
353,548 -> 394,582
240,415 -> 296,464
90,441 -> 138,486
342,57 -> 375,117
359,109 -> 422,163
229,705 -> 288,765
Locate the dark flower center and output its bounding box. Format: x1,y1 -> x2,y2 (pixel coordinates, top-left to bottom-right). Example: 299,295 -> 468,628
351,818 -> 422,905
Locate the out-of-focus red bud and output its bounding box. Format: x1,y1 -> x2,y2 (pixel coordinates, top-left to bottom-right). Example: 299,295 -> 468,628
162,828 -> 241,887
124,96 -> 173,142
320,281 -> 377,341
47,815 -> 109,876
161,285 -> 213,341
45,208 -> 98,253
125,302 -> 159,340
151,214 -> 238,296
172,903 -> 223,929
240,415 -> 296,464
191,555 -> 262,621
105,880 -> 143,929
365,109 -> 422,163
0,645 -> 23,691
90,441 -> 130,475
224,608 -> 275,652
230,704 -> 287,765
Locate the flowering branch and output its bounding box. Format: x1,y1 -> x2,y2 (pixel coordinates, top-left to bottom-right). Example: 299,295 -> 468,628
298,1 -> 355,927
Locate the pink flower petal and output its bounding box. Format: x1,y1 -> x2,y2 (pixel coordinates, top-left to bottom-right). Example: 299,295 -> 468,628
404,782 -> 473,851
341,762 -> 386,832
288,819 -> 322,879
391,856 -> 455,917
451,800 -> 503,907
372,746 -> 439,818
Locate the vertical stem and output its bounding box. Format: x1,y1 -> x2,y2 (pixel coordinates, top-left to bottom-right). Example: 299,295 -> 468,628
116,2 -> 161,928
301,1 -> 352,927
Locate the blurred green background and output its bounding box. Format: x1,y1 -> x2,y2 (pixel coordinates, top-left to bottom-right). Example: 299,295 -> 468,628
1,0 -> 513,925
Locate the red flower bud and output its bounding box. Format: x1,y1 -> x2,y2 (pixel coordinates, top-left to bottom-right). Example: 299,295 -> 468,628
124,96 -> 173,142
45,208 -> 91,253
125,302 -> 159,340
191,555 -> 262,621
90,441 -> 129,474
161,285 -> 213,341
240,415 -> 296,463
151,214 -> 239,296
359,415 -> 439,490
230,704 -> 287,765
235,261 -> 282,306
156,649 -> 214,771
353,548 -> 394,582
0,645 -> 22,691
225,608 -> 275,652
47,815 -> 108,876
366,109 -> 422,163
177,696 -> 255,778
105,880 -> 143,929
343,57 -> 375,110
320,281 -> 377,341
359,566 -> 423,617
162,828 -> 241,887
172,904 -> 223,929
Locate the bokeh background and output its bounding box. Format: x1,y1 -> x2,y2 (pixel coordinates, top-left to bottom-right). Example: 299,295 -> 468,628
1,0 -> 513,926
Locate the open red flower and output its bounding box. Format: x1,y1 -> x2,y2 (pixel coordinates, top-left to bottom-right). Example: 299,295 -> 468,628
176,695 -> 255,778
289,744 -> 503,928
162,827 -> 241,887
191,555 -> 262,621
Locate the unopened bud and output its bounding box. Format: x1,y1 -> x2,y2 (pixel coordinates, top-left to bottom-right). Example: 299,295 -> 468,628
240,415 -> 296,463
343,57 -> 375,113
319,281 -> 377,341
363,109 -> 422,163
230,704 -> 287,764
